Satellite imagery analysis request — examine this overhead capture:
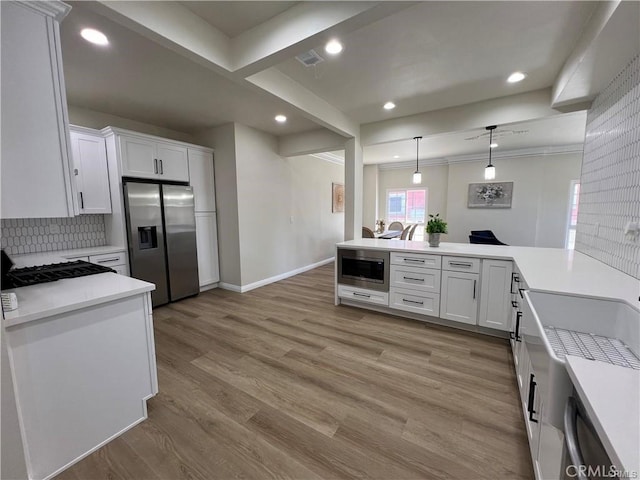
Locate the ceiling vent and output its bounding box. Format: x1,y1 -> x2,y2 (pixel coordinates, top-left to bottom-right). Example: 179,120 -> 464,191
295,49 -> 324,67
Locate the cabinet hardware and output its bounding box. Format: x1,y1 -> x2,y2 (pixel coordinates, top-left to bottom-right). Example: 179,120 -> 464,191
403,276 -> 424,282
527,374 -> 538,423
153,158 -> 158,174
518,288 -> 525,299
404,258 -> 425,263
96,258 -> 119,263
564,397 -> 588,480
402,298 -> 424,305
159,159 -> 163,174
74,168 -> 79,176
449,261 -> 472,268
509,311 -> 522,342
510,272 -> 518,293
514,274 -> 520,283
473,279 -> 477,299
511,300 -> 519,308
79,192 -> 84,209
353,292 -> 371,298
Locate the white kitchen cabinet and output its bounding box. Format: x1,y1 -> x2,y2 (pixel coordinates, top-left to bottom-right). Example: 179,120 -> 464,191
338,285 -> 389,306
1,1 -> 77,219
188,148 -> 216,212
440,270 -> 479,325
70,128 -> 112,214
478,259 -> 513,331
120,134 -> 188,182
390,265 -> 441,293
195,212 -> 220,287
390,288 -> 440,316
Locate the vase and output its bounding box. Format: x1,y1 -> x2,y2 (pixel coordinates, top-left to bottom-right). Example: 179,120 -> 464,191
428,233 -> 441,247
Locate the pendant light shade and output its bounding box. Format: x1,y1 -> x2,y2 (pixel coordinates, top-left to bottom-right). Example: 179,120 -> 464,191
484,125 -> 497,180
412,136 -> 423,184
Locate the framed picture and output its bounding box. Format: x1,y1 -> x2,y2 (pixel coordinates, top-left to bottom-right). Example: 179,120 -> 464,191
332,182 -> 345,213
468,182 -> 513,208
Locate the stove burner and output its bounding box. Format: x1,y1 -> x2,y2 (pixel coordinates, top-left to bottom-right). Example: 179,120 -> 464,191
2,261 -> 115,289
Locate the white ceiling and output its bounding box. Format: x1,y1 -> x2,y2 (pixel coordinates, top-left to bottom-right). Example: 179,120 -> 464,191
56,1 -> 633,162
275,1 -> 597,124
362,111 -> 587,165
180,1 -> 299,38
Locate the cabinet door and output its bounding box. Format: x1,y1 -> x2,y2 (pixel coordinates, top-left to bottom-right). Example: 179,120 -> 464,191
478,260 -> 513,331
157,143 -> 189,182
440,271 -> 478,325
120,136 -> 158,179
70,131 -> 112,214
195,212 -> 220,287
188,149 -> 216,212
1,2 -> 76,219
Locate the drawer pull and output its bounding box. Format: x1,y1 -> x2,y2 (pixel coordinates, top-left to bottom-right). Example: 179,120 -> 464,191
403,258 -> 425,263
510,311 -> 522,342
402,298 -> 424,305
353,292 -> 371,299
403,276 -> 424,282
512,300 -> 519,308
527,374 -> 538,423
96,257 -> 120,263
518,288 -> 525,299
449,261 -> 472,268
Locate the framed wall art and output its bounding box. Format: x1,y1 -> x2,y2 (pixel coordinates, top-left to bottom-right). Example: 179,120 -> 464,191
468,182 -> 513,208
332,182 -> 345,213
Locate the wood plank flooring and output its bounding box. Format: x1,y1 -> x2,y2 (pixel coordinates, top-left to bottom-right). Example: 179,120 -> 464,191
56,264 -> 533,480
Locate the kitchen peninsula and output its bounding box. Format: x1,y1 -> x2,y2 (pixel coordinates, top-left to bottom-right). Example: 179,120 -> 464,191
3,258 -> 157,480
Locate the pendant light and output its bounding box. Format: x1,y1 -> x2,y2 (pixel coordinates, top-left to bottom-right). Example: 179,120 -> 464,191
412,136 -> 423,184
485,125 -> 497,180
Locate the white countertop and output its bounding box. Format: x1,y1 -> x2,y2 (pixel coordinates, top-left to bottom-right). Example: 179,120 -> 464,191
10,245 -> 126,268
3,273 -> 154,327
565,356 -> 640,474
337,240 -> 640,311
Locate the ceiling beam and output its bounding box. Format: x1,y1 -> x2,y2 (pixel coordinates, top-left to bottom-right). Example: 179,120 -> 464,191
360,88 -> 565,146
278,129 -> 347,157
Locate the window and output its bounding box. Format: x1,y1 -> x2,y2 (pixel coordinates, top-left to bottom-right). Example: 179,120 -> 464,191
387,189 -> 427,224
566,180 -> 580,249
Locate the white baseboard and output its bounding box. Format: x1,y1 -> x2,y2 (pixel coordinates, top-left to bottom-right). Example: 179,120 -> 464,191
199,282 -> 219,292
218,257 -> 334,294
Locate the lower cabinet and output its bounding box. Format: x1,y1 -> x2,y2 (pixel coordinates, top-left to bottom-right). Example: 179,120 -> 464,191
440,270 -> 479,325
338,284 -> 389,306
195,211 -> 220,287
478,259 -> 512,331
390,288 -> 439,316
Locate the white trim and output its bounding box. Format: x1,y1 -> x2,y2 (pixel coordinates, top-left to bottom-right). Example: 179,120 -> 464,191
310,152 -> 345,165
199,282 -> 219,292
377,144 -> 585,170
220,258 -> 335,293
17,0 -> 71,21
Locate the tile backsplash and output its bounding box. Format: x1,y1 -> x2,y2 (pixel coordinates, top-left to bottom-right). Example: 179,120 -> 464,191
1,216 -> 107,255
575,54 -> 640,279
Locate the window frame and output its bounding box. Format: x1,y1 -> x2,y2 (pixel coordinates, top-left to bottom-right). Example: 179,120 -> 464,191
385,188 -> 428,226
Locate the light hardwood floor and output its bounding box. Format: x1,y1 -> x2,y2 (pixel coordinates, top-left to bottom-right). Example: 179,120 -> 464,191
56,264 -> 533,480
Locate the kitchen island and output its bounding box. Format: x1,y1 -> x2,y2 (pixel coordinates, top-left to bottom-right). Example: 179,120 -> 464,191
3,270 -> 157,480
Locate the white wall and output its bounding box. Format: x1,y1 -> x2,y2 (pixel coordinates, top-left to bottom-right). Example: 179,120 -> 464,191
376,164 -> 449,228
234,124 -> 344,286
362,164 -> 378,228
68,105 -> 195,143
446,153 -> 582,246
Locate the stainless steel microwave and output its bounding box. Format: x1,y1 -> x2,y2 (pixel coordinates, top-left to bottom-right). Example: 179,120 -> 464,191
337,248 -> 389,292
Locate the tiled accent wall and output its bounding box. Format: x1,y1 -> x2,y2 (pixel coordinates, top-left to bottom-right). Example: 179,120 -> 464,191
1,216 -> 107,255
575,54 -> 640,279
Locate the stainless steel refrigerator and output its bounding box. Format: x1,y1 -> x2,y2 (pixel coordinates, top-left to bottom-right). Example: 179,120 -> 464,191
124,181 -> 199,307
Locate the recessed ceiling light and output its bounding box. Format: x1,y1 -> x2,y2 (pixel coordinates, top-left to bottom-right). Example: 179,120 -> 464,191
80,28 -> 109,46
507,71 -> 526,83
393,155 -> 400,159
490,142 -> 498,148
275,115 -> 287,123
325,39 -> 343,55
383,102 -> 396,110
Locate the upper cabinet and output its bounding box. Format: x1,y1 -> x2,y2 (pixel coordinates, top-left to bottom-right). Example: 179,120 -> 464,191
187,148 -> 216,212
120,134 -> 188,182
1,1 -> 77,219
69,127 -> 112,214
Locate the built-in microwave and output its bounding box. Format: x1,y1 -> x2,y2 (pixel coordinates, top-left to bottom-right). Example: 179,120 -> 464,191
337,248 -> 389,292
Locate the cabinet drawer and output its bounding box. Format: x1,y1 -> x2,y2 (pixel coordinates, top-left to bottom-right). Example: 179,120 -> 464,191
442,256 -> 480,273
338,285 -> 388,306
390,265 -> 441,293
390,288 -> 440,316
391,252 -> 441,269
111,264 -> 129,276
89,251 -> 126,267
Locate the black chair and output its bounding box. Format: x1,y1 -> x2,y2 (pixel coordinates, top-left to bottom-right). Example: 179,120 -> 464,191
469,230 -> 507,245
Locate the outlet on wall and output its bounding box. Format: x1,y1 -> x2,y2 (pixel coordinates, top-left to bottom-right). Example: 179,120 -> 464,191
49,224 -> 60,234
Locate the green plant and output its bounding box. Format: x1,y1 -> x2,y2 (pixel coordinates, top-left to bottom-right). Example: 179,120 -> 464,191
426,213 -> 448,234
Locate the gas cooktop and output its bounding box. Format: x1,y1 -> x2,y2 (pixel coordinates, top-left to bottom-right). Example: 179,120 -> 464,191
1,260 -> 115,289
